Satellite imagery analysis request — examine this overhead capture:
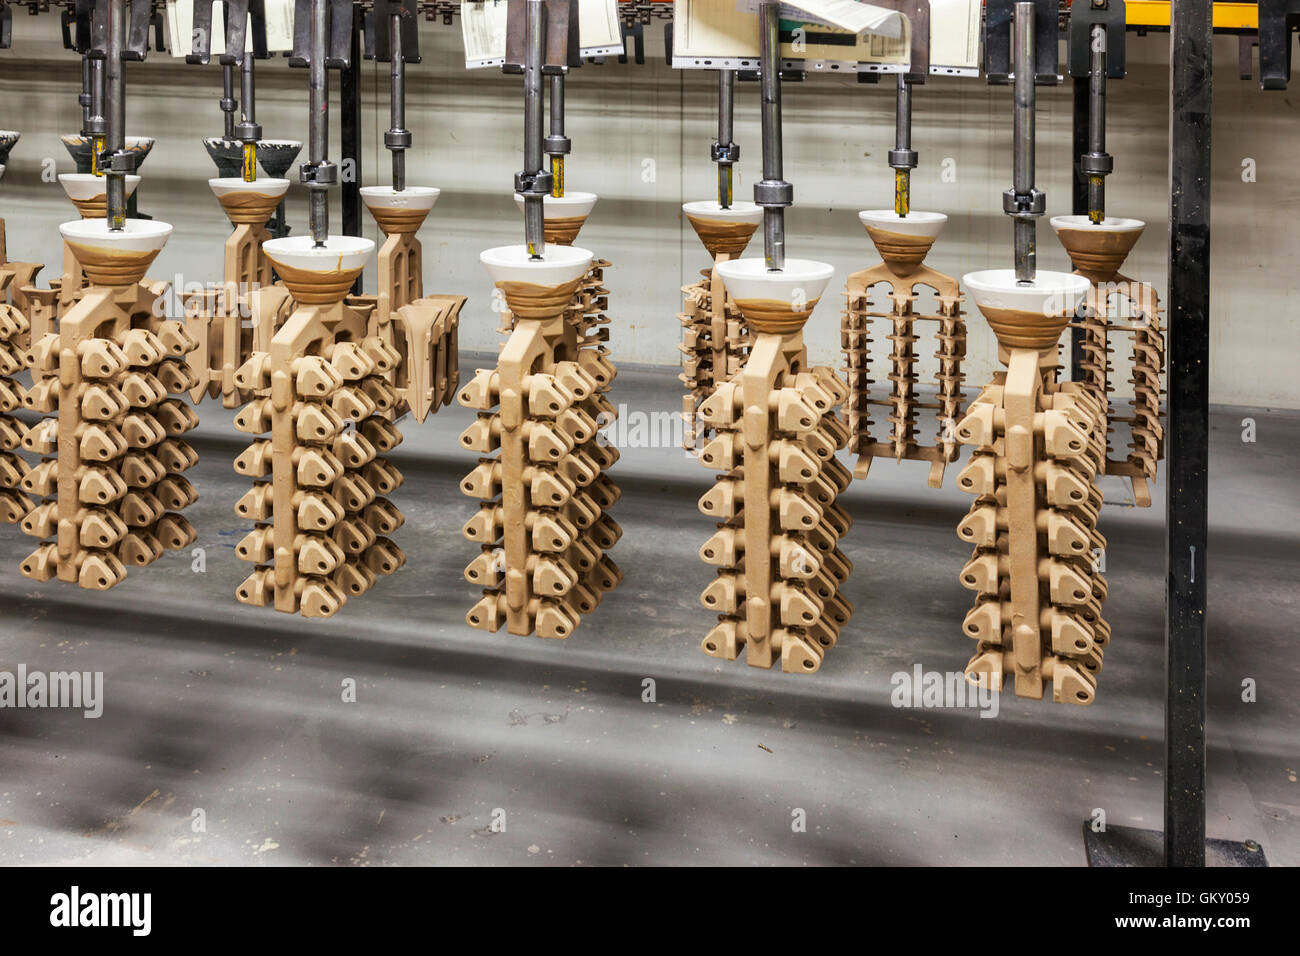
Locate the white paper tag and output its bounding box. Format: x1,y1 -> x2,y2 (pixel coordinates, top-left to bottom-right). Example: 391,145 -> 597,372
462,0 -> 631,69
579,0 -> 623,55
166,0 -> 294,57
733,0 -> 904,39
462,0 -> 509,69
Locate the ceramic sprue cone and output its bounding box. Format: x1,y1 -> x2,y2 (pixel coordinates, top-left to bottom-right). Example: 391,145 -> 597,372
202,137 -> 246,179
58,219 -> 172,287
58,173 -> 141,219
210,177 -> 291,225
512,192 -> 597,246
480,244 -> 594,318
255,140 -> 303,179
683,201 -> 762,258
962,270 -> 1091,354
1050,215 -> 1146,283
859,210 -> 947,279
361,186 -> 440,235
261,236 -> 374,304
715,258 -> 836,335
61,134 -> 153,175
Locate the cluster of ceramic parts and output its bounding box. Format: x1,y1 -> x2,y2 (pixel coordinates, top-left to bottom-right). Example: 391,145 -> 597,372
18,216 -> 200,590
692,257 -> 854,673
842,209 -> 967,488
460,237 -> 623,639
951,271 -> 1113,703
1049,215 -> 1165,506
230,233 -> 416,618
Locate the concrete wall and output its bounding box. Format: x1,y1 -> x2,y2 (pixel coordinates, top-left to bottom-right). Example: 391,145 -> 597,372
0,18 -> 1295,408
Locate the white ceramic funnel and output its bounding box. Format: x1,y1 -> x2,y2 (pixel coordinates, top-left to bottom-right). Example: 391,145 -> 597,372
59,218 -> 172,253
963,269 -> 1090,352
59,172 -> 141,203
59,218 -> 173,286
1050,215 -> 1147,281
963,269 -> 1089,317
858,209 -> 947,239
682,200 -> 763,225
715,257 -> 835,306
512,191 -> 598,220
209,177 -> 290,200
1049,214 -> 1145,234
480,244 -> 593,287
262,235 -> 374,274
360,185 -> 440,211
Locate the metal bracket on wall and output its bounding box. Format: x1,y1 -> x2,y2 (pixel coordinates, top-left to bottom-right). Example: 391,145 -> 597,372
290,0 -> 355,68
1067,0 -> 1126,79
869,0 -> 928,82
504,0 -> 580,73
60,0 -> 92,53
63,0 -> 152,58
188,0 -> 271,66
87,0 -> 153,60
618,18 -> 644,64
366,0 -> 422,64
1257,0 -> 1300,89
985,0 -> 1060,85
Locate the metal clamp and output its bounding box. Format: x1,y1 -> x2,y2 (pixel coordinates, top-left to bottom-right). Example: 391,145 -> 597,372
754,179 -> 793,207
1002,187 -> 1046,218
1079,152 -> 1113,176
514,170 -> 554,197
711,142 -> 739,164
300,160 -> 338,186
888,148 -> 917,171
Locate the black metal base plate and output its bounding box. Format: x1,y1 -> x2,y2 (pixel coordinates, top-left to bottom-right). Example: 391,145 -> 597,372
1083,823 -> 1268,867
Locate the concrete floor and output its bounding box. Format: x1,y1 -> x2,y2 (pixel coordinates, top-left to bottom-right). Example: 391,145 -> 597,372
0,360 -> 1295,866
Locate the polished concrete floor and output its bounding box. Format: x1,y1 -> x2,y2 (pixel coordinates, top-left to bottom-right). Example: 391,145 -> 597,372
0,360 -> 1295,866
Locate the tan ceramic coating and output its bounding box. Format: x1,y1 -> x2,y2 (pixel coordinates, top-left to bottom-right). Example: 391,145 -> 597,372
369,205 -> 431,236
495,276 -> 585,320
217,190 -> 286,226
268,260 -> 366,304
686,216 -> 759,258
1055,226 -> 1143,282
62,241 -> 160,287
542,215 -> 587,246
731,296 -> 819,335
70,195 -> 109,220
976,305 -> 1073,352
864,225 -> 936,279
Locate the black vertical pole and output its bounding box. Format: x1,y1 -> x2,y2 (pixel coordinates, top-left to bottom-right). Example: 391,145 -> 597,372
1070,76 -> 1088,381
341,6 -> 363,293
1165,0 -> 1212,868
